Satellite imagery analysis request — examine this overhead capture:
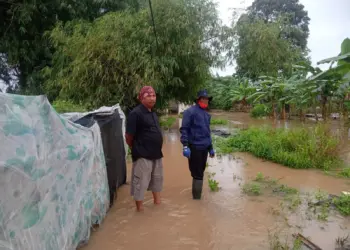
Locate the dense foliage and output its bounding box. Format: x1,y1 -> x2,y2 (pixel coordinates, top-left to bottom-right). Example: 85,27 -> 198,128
207,38 -> 350,120
247,0 -> 310,51
250,104 -> 271,118
232,0 -> 310,79
41,0 -> 229,109
234,18 -> 304,79
206,76 -> 255,110
52,100 -> 87,113
1,0 -> 349,117
0,0 -> 138,93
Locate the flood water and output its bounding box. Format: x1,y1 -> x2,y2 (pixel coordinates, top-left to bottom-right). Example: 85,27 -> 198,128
81,112 -> 350,250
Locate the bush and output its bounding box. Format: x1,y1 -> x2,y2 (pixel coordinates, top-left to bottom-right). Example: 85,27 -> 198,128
210,118 -> 228,125
339,168 -> 350,178
243,182 -> 262,195
213,125 -> 341,170
52,100 -> 87,113
333,194 -> 350,216
159,116 -> 176,129
250,104 -> 271,118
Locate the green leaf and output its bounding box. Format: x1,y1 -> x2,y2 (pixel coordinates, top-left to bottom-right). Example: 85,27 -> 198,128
317,52 -> 350,65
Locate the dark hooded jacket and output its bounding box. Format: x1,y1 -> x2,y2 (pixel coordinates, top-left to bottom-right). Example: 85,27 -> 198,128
180,103 -> 213,151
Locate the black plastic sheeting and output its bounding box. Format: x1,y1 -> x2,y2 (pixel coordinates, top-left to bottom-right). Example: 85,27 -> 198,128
211,129 -> 231,138
74,111 -> 127,208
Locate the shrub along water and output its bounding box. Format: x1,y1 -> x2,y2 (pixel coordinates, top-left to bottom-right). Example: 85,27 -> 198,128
213,125 -> 341,170
210,118 -> 229,125
250,104 -> 271,118
159,116 -> 176,129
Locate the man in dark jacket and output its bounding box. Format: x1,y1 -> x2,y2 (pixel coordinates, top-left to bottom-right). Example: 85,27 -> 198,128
125,86 -> 163,212
179,90 -> 215,200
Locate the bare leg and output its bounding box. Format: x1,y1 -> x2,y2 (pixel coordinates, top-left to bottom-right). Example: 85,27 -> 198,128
135,200 -> 144,212
152,192 -> 161,205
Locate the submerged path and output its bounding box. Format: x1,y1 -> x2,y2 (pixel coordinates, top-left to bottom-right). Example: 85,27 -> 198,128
81,128 -> 350,250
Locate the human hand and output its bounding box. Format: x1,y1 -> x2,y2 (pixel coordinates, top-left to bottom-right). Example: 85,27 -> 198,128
183,146 -> 191,158
209,149 -> 215,158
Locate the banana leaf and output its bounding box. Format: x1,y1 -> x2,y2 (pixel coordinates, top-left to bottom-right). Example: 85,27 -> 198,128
317,52 -> 350,65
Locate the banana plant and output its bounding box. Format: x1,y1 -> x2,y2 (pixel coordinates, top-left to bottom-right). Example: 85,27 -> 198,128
247,75 -> 287,118
207,76 -> 255,110
310,38 -> 350,120
279,72 -> 312,120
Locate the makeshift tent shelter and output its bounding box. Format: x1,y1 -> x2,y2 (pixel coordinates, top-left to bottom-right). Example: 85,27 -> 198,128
0,93 -> 109,250
63,105 -> 127,207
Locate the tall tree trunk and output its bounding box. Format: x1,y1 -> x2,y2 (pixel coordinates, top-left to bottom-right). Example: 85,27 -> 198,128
321,95 -> 328,121
272,101 -> 277,119
313,103 -> 318,122
341,98 -> 348,120
282,105 -> 286,120
299,109 -> 304,121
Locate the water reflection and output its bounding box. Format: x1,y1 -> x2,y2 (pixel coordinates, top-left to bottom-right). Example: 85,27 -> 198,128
163,130 -> 178,144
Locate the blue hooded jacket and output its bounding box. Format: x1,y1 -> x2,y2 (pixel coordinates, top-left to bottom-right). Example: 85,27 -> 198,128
180,104 -> 213,151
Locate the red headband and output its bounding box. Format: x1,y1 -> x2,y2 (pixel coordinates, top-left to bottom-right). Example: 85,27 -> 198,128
138,86 -> 155,101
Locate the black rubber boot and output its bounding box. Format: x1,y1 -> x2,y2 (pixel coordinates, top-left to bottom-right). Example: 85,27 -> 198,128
192,179 -> 203,200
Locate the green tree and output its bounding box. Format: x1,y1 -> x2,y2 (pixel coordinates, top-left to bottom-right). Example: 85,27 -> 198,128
43,0 -> 229,109
233,17 -> 302,79
247,0 -> 310,51
0,0 -> 137,93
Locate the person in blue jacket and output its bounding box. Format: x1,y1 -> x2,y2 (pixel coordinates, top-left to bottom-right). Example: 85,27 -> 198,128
180,90 -> 215,199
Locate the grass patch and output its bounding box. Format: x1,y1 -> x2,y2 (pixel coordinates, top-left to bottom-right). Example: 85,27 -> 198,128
310,191 -> 331,221
213,125 -> 341,170
336,235 -> 350,249
159,116 -> 176,129
243,173 -> 303,212
338,168 -> 350,178
243,173 -> 298,198
52,100 -> 87,113
207,172 -> 220,192
308,190 -> 350,219
243,182 -> 262,195
244,173 -> 349,221
212,136 -> 236,155
208,179 -> 220,192
333,194 -> 350,216
250,104 -> 271,118
210,118 -> 229,125
268,231 -> 302,250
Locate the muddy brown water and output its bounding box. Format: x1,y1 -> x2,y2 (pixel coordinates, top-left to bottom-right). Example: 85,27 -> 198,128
81,112 -> 350,250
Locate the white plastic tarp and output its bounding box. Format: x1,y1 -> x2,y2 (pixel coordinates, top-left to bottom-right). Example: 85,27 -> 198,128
0,93 -> 109,250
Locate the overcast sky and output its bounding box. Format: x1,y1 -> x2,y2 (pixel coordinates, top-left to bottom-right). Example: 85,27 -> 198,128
213,0 -> 350,76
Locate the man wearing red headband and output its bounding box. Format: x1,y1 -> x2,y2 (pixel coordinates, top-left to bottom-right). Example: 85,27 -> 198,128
125,86 -> 163,212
